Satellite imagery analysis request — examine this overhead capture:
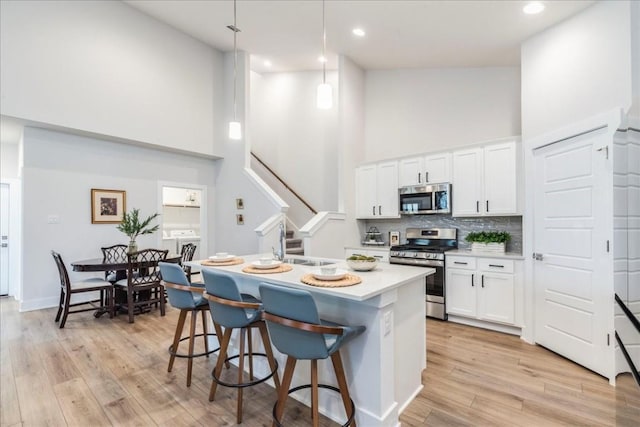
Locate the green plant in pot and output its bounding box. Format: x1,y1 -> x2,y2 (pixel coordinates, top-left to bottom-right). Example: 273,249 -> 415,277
465,231 -> 511,252
117,208 -> 160,254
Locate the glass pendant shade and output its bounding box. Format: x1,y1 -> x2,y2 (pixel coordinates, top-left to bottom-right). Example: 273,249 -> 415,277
317,82 -> 333,109
229,121 -> 242,140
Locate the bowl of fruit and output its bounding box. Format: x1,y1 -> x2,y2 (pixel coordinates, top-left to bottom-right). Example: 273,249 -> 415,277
346,255 -> 378,271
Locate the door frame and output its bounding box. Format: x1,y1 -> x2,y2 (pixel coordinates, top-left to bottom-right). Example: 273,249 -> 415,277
0,178 -> 22,300
157,181 -> 208,259
523,109 -> 619,382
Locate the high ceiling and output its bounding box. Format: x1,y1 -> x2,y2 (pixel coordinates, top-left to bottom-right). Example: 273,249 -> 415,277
125,0 -> 595,73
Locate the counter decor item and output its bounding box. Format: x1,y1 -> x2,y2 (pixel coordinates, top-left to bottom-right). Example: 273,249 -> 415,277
465,231 -> 511,253
362,226 -> 385,246
300,272 -> 362,288
346,255 -> 378,271
116,208 -> 160,253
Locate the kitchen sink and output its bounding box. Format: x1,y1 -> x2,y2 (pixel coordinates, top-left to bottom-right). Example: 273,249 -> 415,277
282,257 -> 335,266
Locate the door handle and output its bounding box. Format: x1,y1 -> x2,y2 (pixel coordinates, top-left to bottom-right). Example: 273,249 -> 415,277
471,273 -> 474,287
533,253 -> 544,261
1,243 -> 7,248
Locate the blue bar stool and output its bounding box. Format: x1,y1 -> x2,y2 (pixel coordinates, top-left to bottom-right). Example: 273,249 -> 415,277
159,262 -> 223,387
259,283 -> 366,427
202,269 -> 280,424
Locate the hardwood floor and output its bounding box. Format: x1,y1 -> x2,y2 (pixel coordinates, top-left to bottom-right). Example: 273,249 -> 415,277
1,297 -> 638,426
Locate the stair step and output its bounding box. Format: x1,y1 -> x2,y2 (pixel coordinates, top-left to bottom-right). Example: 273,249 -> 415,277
287,247 -> 304,255
286,238 -> 302,249
286,230 -> 294,239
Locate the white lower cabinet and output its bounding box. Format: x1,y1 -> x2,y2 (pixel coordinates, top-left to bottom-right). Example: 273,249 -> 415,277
446,255 -> 520,327
345,247 -> 389,262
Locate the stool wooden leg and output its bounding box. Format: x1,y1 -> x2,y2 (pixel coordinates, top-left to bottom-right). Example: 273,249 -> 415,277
273,356 -> 297,427
331,351 -> 356,427
212,322 -> 231,369
247,327 -> 254,381
237,328 -> 246,424
186,309 -> 197,387
168,310 -> 188,373
311,359 -> 319,427
209,327 -> 232,402
201,309 -> 210,357
257,322 -> 280,391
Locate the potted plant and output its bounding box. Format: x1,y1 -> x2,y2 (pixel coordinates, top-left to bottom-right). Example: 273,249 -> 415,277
465,231 -> 511,253
116,208 -> 160,253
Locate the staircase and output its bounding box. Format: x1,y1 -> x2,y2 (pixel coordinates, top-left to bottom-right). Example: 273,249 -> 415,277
286,229 -> 304,255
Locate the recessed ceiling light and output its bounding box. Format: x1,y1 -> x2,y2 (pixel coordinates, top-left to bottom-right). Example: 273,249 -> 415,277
352,28 -> 365,37
523,1 -> 545,15
318,55 -> 327,63
264,60 -> 272,68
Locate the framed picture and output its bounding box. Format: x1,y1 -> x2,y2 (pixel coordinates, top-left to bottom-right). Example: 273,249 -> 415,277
91,189 -> 126,224
236,198 -> 244,209
389,231 -> 400,246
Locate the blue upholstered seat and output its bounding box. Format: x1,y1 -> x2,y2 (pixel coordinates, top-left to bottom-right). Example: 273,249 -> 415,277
202,269 -> 262,328
159,262 -> 207,309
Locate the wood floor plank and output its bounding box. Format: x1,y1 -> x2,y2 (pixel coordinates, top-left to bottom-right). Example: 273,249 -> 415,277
0,346 -> 21,425
14,372 -> 67,426
54,377 -> 111,426
102,396 -> 156,426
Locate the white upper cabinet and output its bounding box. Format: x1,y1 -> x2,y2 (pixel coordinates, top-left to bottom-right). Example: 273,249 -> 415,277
356,161 -> 399,219
398,153 -> 451,187
452,140 -> 520,217
163,187 -> 201,207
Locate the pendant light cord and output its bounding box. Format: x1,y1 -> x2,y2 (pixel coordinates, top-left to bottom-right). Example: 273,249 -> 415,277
322,0 -> 326,84
233,0 -> 238,121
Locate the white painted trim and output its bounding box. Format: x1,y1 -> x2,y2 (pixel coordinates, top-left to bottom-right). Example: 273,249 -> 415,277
1,178 -> 22,300
19,295 -> 59,312
447,315 -> 522,336
243,167 -> 289,213
299,211 -> 346,237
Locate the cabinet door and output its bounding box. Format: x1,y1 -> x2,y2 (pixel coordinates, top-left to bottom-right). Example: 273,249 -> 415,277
398,157 -> 423,187
478,272 -> 514,324
424,152 -> 451,184
355,165 -> 377,218
376,161 -> 399,217
483,142 -> 517,215
452,148 -> 483,216
446,269 -> 477,317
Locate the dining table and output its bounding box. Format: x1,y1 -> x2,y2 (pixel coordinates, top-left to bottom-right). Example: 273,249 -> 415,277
71,253 -> 182,316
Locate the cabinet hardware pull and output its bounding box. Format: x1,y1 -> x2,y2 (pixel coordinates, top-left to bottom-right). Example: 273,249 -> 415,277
373,255 -> 383,259
471,273 -> 474,287
488,264 -> 504,268
378,205 -> 382,215
481,275 -> 484,288
426,172 -> 429,183
486,200 -> 489,212
418,172 -> 421,183
476,201 -> 479,213
454,261 -> 467,265
372,206 -> 375,215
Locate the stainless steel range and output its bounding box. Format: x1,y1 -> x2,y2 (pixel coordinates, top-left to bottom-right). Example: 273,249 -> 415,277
389,228 -> 458,320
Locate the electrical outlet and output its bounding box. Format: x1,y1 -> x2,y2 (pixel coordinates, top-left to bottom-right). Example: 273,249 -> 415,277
383,311 -> 392,336
47,215 -> 60,224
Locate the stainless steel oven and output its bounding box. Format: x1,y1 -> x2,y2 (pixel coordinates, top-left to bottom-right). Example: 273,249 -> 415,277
399,183 -> 451,215
389,228 -> 458,320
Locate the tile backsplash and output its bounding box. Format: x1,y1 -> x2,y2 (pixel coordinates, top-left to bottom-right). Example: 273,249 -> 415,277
363,215 -> 523,254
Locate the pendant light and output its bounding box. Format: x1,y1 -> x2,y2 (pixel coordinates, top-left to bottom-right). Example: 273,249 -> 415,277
228,0 -> 242,140
317,0 -> 332,109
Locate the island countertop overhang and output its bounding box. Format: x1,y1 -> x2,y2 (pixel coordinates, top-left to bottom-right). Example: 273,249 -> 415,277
187,254 -> 434,302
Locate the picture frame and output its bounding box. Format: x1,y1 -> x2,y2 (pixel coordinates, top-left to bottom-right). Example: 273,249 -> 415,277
91,189 -> 126,224
389,231 -> 400,246
236,198 -> 244,209
236,214 -> 244,225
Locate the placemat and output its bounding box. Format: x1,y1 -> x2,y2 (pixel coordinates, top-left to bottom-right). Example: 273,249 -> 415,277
201,258 -> 244,267
300,273 -> 362,288
242,264 -> 293,274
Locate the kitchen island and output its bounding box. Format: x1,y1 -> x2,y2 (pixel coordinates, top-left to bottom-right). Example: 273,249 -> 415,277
189,254 -> 433,427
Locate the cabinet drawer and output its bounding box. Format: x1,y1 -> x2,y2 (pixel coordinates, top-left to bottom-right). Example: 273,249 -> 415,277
477,258 -> 514,274
446,256 -> 476,270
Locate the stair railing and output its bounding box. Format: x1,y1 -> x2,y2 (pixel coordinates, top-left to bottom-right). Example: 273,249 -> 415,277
251,152 -> 317,215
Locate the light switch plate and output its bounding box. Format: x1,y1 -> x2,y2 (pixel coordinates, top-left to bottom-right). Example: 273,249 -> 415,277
47,215 -> 60,224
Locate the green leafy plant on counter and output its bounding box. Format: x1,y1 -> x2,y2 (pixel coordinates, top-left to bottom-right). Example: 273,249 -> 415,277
465,231 -> 511,244
117,208 -> 160,253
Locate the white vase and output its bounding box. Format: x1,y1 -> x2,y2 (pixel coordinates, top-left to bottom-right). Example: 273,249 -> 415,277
471,242 -> 505,253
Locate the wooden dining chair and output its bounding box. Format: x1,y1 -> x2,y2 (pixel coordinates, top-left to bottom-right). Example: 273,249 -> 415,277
51,251 -> 114,328
113,248 -> 168,323
101,244 -> 128,283
179,243 -> 197,282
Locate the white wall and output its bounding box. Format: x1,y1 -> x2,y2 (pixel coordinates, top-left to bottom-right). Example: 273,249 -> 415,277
0,143 -> 19,179
364,67 -> 521,162
0,0 -> 223,157
250,70 -> 340,212
215,52 -> 284,257
339,56 -> 367,247
521,0 -> 633,138
20,127 -> 217,311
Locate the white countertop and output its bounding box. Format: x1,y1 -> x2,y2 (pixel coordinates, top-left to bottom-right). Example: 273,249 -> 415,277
345,245 -> 390,251
446,249 -> 525,260
187,254 -> 432,302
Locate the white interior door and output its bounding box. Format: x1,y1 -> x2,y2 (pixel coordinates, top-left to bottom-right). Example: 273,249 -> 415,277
0,183 -> 9,295
533,129 -> 611,378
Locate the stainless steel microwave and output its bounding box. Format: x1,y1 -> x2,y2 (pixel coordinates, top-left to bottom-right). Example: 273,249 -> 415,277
399,183 -> 451,215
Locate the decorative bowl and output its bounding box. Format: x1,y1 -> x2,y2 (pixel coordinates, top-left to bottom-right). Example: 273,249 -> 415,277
346,257 -> 378,271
